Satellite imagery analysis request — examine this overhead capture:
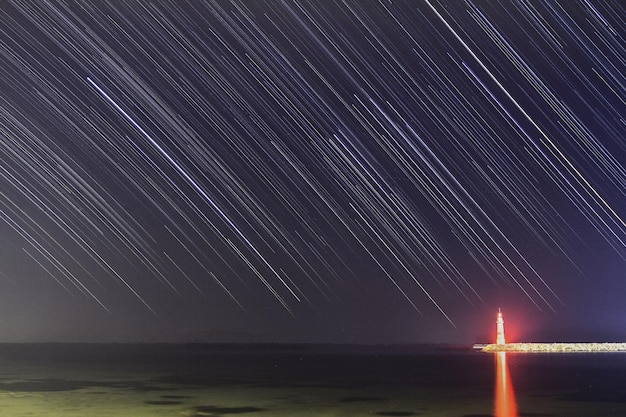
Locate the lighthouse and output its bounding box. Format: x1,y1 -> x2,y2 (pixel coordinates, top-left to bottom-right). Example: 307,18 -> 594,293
496,308 -> 506,345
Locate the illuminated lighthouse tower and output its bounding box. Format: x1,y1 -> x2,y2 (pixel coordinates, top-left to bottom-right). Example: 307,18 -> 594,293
496,308 -> 506,345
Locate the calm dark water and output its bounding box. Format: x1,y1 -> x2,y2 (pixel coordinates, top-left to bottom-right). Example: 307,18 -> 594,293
0,344 -> 624,416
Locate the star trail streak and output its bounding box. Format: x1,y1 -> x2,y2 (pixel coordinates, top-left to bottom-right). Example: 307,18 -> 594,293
0,0 -> 624,342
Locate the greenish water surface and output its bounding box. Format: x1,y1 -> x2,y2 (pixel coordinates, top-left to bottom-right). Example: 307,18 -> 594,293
0,344 -> 624,416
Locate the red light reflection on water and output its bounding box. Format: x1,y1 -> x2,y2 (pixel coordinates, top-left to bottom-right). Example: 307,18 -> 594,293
494,352 -> 518,417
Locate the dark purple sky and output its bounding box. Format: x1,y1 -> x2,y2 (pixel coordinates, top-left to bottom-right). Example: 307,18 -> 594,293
0,0 -> 624,343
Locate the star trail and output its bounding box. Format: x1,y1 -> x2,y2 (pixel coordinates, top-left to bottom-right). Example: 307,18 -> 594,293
0,1 -> 624,343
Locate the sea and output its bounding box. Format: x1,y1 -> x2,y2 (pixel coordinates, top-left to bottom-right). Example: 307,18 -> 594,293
0,343 -> 625,416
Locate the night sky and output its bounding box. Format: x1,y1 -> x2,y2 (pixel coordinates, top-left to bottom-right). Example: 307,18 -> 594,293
0,0 -> 624,344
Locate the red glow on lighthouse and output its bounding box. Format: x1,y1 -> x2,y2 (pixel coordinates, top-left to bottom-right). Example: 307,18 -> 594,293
496,308 -> 506,345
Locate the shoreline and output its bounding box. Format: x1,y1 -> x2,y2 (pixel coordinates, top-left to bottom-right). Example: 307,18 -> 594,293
478,342 -> 626,352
